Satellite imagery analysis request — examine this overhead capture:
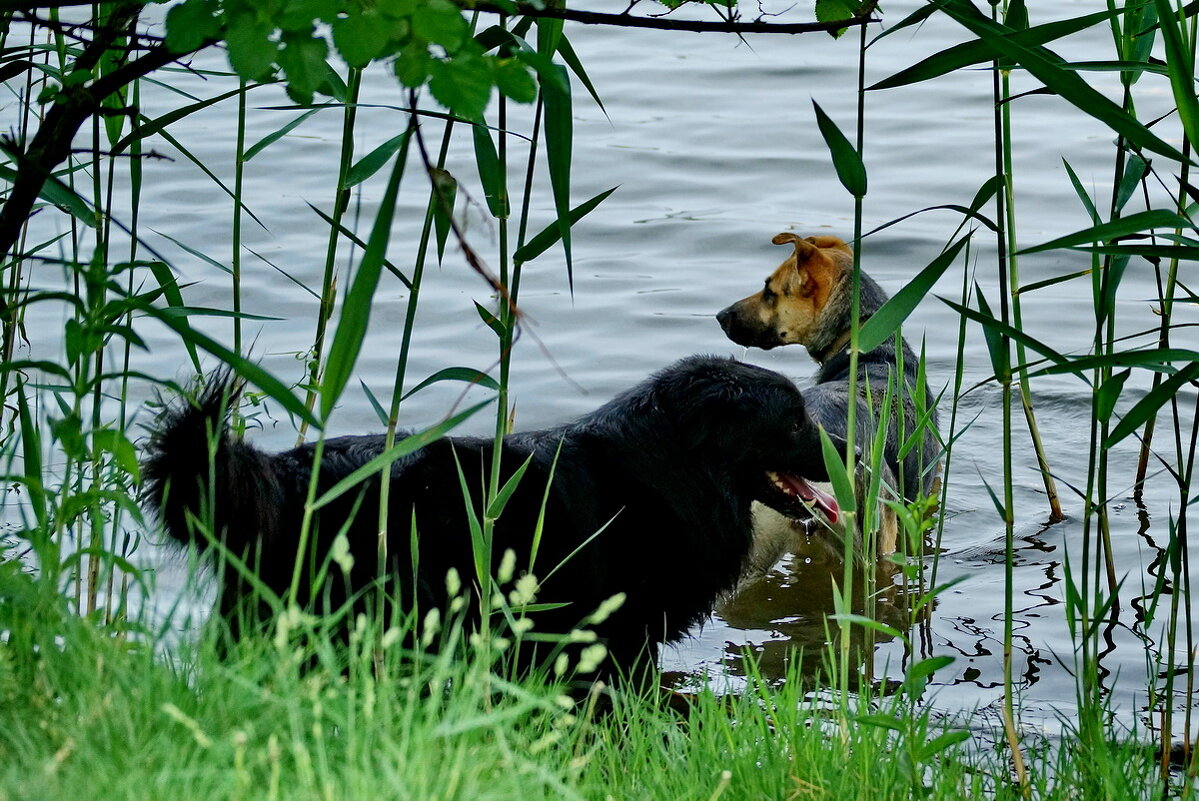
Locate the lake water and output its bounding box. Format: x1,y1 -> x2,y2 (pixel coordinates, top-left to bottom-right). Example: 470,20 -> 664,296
12,0 -> 1198,740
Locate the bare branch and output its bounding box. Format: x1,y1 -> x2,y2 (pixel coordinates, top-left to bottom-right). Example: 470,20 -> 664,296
458,0 -> 879,34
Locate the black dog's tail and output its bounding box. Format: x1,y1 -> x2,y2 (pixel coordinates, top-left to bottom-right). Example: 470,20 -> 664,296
143,378 -> 280,556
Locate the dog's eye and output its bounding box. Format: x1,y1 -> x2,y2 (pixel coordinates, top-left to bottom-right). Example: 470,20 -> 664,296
761,282 -> 776,303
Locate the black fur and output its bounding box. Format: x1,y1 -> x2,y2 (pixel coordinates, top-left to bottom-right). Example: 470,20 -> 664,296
144,355 -> 841,677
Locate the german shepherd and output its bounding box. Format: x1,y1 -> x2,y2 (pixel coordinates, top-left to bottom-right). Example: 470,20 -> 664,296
718,233 -> 940,558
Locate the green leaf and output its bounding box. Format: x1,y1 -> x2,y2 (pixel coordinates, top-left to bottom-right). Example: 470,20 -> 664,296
1018,209 -> 1192,254
1105,362 -> 1199,448
485,451 -> 536,520
112,85 -> 248,156
828,612 -> 901,638
859,233 -> 970,353
1115,154 -> 1149,213
243,107 -> 323,162
474,300 -> 505,337
514,186 -> 618,263
543,63 -> 574,287
918,730 -> 972,760
429,53 -> 493,120
971,287 -> 1009,382
165,0 -> 219,54
1062,157 -> 1101,224
359,380 -> 389,427
346,130 -> 413,188
15,378 -> 47,530
1095,369 -> 1130,424
1030,348 -> 1199,377
225,15 -> 278,81
869,9 -> 1117,91
321,141 -> 410,421
401,367 -> 499,401
278,0 -> 340,30
936,0 -> 1190,163
556,34 -> 604,113
333,10 -> 394,68
855,713 -> 904,732
430,167 -> 458,263
134,301 -> 317,428
494,56 -> 537,103
278,32 -> 330,105
312,400 -> 492,510
819,427 -> 856,515
812,100 -> 866,197
394,45 -> 432,88
471,122 -> 508,218
142,257 -> 200,369
815,0 -> 858,38
93,429 -> 140,480
412,0 -> 468,52
1153,0 -> 1199,154
0,162 -> 95,227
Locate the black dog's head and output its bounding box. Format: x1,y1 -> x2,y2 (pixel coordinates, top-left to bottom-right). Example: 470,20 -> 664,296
648,356 -> 843,523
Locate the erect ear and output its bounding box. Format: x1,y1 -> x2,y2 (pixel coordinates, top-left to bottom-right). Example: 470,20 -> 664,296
772,232 -> 826,299
805,234 -> 854,258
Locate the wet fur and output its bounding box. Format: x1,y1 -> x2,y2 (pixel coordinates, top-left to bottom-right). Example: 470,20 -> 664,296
144,356 -> 839,679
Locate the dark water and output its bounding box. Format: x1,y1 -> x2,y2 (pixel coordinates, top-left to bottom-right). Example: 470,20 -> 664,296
13,0 -> 1198,734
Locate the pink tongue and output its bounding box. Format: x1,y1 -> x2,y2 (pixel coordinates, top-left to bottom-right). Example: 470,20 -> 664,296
779,474 -> 840,524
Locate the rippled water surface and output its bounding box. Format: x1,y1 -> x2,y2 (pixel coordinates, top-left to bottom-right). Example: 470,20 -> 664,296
15,0 -> 1199,735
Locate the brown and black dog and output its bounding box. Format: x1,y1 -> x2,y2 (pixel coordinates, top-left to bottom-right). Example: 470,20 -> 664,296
719,233 -> 940,560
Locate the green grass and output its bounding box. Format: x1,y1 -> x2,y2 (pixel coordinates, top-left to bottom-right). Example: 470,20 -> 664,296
0,584 -> 1169,801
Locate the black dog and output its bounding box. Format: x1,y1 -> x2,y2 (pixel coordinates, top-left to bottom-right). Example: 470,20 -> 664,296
144,355 -> 842,679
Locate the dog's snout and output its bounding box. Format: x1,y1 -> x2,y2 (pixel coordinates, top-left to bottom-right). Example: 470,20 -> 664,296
716,304 -> 734,335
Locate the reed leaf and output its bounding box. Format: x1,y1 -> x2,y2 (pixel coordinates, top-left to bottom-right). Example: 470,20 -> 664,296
0,162 -> 95,228
134,301 -> 317,427
243,107 -> 323,162
819,428 -> 856,515
543,63 -> 574,288
311,399 -> 492,511
513,186 -> 618,263
859,233 -> 970,353
401,367 -> 500,401
320,143 -> 409,421
1153,0 -> 1199,152
940,295 -> 1080,379
471,122 -> 509,219
869,8 -> 1116,90
813,100 -> 866,197
347,130 -> 413,189
937,0 -> 1190,163
1105,362 -> 1199,448
1017,209 -> 1192,254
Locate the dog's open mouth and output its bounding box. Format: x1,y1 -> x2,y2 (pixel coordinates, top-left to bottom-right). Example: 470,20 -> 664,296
765,470 -> 840,524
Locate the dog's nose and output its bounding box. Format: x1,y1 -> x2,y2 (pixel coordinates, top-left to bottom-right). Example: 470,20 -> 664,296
716,305 -> 734,335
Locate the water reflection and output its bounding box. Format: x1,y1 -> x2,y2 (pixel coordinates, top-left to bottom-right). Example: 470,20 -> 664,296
710,537 -> 910,685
